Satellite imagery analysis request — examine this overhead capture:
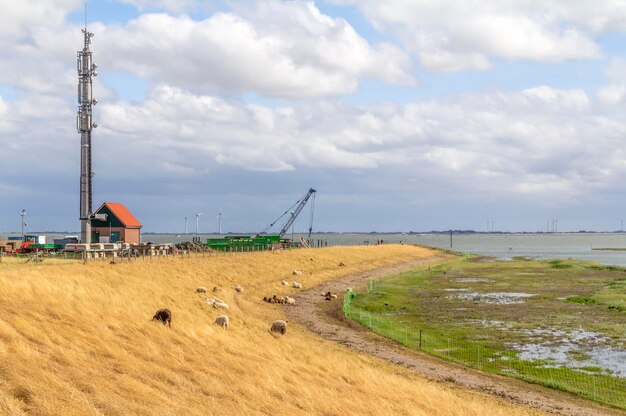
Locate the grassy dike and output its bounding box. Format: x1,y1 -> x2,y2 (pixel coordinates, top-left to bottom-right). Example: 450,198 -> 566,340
0,245 -> 549,416
344,255 -> 626,410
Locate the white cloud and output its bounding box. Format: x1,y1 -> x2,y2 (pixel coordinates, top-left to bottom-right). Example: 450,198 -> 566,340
598,59 -> 626,104
330,0 -> 612,71
115,0 -> 201,13
78,82 -> 626,208
95,2 -> 414,98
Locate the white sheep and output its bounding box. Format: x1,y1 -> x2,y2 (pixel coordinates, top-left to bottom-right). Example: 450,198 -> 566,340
292,270 -> 302,276
270,320 -> 287,335
195,286 -> 208,293
281,280 -> 289,286
235,284 -> 244,293
292,282 -> 302,289
213,301 -> 229,310
206,297 -> 228,310
214,315 -> 229,330
284,296 -> 296,305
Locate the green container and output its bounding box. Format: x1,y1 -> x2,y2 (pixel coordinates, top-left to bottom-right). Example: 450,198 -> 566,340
205,235 -> 282,251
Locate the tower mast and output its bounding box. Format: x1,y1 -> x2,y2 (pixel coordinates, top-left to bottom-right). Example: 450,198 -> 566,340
77,22 -> 98,243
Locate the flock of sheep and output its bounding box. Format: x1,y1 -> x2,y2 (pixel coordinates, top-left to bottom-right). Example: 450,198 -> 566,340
151,263 -> 350,336
151,269 -> 312,336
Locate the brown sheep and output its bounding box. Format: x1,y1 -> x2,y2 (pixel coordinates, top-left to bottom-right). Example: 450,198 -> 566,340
270,320 -> 287,335
152,308 -> 172,327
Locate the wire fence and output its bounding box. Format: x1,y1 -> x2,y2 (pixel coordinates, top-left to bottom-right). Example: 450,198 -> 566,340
343,287 -> 626,410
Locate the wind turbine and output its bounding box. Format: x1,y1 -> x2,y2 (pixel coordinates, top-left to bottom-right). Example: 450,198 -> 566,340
20,209 -> 26,241
184,216 -> 188,234
195,212 -> 203,235
216,208 -> 225,235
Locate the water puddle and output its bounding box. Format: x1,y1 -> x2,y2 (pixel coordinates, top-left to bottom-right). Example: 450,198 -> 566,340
448,292 -> 536,304
510,329 -> 626,378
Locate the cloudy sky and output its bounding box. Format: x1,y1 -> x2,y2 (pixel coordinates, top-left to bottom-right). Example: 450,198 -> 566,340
2,0 -> 626,233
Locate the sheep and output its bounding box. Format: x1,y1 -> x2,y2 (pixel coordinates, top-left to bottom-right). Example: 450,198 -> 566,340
213,301 -> 229,310
324,291 -> 338,300
292,282 -> 302,289
235,284 -> 244,293
270,320 -> 287,335
152,308 -> 172,328
272,295 -> 285,304
214,315 -> 229,330
339,262 -> 346,267
281,280 -> 289,286
207,296 -> 224,304
206,297 -> 229,310
263,296 -> 271,302
212,286 -> 223,293
284,296 -> 296,305
195,286 -> 208,293
292,270 -> 302,276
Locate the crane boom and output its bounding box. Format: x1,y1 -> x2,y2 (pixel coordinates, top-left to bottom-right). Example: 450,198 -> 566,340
259,188 -> 317,239
278,188 -> 316,238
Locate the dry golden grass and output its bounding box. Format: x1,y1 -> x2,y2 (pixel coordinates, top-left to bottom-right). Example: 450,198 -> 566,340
0,245 -> 546,415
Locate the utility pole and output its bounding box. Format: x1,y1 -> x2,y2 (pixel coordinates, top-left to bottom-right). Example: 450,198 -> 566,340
77,17 -> 98,243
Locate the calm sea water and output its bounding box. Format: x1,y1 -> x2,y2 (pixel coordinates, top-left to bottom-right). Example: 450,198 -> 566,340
3,232 -> 626,266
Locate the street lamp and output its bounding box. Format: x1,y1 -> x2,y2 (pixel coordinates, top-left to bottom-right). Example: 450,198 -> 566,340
20,209 -> 26,241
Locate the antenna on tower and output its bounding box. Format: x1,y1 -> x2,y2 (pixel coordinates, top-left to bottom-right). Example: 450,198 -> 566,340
77,9 -> 98,243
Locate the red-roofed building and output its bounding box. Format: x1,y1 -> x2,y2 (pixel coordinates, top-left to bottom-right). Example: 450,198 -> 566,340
90,202 -> 143,244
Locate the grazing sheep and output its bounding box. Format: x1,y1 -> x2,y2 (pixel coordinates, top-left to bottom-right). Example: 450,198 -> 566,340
196,286 -> 208,293
284,296 -> 296,305
212,286 -> 223,293
214,315 -> 229,330
263,296 -> 271,302
292,270 -> 302,276
339,262 -> 346,267
324,291 -> 338,300
235,284 -> 244,293
152,309 -> 172,328
270,320 -> 287,335
206,297 -> 228,310
292,282 -> 302,289
281,280 -> 289,286
272,295 -> 285,304
206,296 -> 224,304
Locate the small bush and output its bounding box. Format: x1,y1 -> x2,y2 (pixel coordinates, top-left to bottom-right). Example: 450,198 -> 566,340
548,260 -> 573,269
566,296 -> 597,305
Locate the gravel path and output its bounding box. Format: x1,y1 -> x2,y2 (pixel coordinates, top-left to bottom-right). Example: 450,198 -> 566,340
285,254 -> 624,416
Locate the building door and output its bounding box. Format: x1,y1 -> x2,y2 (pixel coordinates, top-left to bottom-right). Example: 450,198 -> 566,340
91,230 -> 100,243
111,231 -> 120,243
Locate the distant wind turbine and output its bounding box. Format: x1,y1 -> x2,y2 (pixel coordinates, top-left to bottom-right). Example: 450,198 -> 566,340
195,212 -> 203,234
216,208 -> 225,234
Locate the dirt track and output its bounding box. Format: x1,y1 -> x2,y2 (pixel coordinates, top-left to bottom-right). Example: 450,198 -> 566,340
285,253 -> 624,416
